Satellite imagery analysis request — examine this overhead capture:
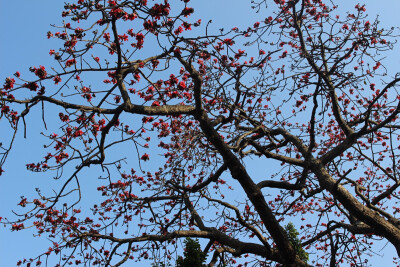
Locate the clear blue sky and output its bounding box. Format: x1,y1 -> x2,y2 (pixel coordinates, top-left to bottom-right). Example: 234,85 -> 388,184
1,1 -> 400,266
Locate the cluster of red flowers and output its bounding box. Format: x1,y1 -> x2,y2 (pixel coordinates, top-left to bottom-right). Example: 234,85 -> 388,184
65,58 -> 76,67
30,65 -> 47,79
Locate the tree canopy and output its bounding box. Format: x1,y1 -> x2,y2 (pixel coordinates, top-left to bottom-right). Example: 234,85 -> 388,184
2,0 -> 400,266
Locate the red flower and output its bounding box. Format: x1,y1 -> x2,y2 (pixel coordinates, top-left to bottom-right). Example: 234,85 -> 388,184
182,7 -> 194,17
223,39 -> 234,46
3,77 -> 15,90
174,48 -> 181,55
149,3 -> 170,20
174,26 -> 183,35
53,76 -> 62,84
1,105 -> 10,114
136,33 -> 145,49
65,58 -> 77,67
373,62 -> 381,70
370,83 -> 375,90
355,4 -> 366,12
235,49 -> 245,59
178,81 -> 186,90
279,50 -> 288,58
152,101 -> 160,106
73,130 -> 84,137
141,153 -> 150,161
11,223 -> 24,231
23,82 -> 39,91
183,22 -> 192,31
103,33 -> 111,42
110,7 -> 126,19
143,20 -> 158,33
31,65 -> 47,79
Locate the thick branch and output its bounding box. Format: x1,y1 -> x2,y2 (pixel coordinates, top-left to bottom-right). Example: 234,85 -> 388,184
7,96 -> 195,116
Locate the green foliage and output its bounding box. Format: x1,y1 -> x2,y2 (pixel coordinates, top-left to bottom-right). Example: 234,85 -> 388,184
285,222 -> 309,263
175,238 -> 207,267
152,262 -> 171,267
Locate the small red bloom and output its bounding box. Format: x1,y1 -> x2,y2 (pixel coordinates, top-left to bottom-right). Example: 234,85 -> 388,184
178,81 -> 186,90
141,153 -> 150,161
53,76 -> 62,84
174,26 -> 183,35
65,58 -> 77,67
3,77 -> 15,90
223,39 -> 234,46
182,7 -> 194,17
31,65 -> 47,79
23,82 -> 39,91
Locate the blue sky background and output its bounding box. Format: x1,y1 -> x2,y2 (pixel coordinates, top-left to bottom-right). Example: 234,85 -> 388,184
1,0 -> 400,266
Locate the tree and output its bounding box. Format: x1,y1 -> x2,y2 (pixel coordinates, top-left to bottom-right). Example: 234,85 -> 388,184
284,223 -> 308,264
176,238 -> 207,267
2,0 -> 400,266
